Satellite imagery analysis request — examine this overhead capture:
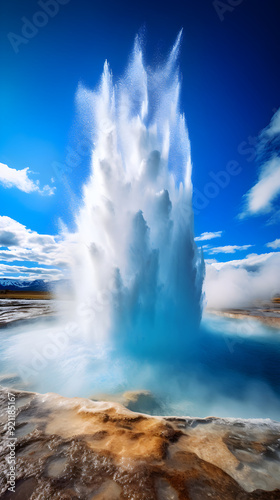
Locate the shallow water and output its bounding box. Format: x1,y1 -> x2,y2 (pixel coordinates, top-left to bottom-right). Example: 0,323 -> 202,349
0,299 -> 57,325
0,304 -> 279,420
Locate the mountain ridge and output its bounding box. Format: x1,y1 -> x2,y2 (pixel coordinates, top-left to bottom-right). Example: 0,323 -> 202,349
0,279 -> 67,292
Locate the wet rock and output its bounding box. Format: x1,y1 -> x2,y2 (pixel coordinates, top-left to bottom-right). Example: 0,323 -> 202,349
0,387 -> 280,499
90,389 -> 164,415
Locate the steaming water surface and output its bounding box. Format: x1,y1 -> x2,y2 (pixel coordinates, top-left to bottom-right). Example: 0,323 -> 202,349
0,306 -> 279,420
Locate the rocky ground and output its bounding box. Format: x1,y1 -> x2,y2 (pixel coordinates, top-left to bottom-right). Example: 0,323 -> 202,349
207,302 -> 280,329
0,387 -> 280,499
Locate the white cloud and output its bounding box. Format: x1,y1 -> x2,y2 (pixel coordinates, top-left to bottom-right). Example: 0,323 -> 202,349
241,157 -> 280,216
207,244 -> 253,254
264,108 -> 280,137
240,108 -> 280,218
0,162 -> 55,195
211,252 -> 275,270
266,238 -> 280,249
0,216 -> 72,281
205,259 -> 218,265
0,263 -> 64,281
195,231 -> 223,242
204,252 -> 280,309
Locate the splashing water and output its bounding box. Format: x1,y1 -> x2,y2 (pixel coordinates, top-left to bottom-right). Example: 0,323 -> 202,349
0,32 -> 206,404
70,32 -> 204,356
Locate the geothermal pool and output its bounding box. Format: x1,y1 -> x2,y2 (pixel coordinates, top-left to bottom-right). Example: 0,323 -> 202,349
0,34 -> 279,423
0,306 -> 279,421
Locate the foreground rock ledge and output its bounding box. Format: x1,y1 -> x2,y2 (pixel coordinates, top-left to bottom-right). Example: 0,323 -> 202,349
0,388 -> 280,499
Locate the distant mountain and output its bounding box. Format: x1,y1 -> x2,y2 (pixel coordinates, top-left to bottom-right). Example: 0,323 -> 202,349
0,279 -> 50,291
0,278 -> 74,295
0,278 -> 65,292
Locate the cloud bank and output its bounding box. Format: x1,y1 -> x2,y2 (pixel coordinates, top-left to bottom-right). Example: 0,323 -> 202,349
0,216 -> 72,281
0,162 -> 55,195
204,252 -> 280,309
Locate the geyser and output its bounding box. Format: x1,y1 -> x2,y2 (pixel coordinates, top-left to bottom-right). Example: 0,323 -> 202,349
69,32 -> 205,355
1,34 -> 280,420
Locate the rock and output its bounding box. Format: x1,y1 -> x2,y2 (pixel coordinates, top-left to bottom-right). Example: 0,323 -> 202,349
0,387 -> 280,499
90,389 -> 164,415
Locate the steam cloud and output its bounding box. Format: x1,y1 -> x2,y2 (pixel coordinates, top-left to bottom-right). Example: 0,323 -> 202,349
204,252 -> 280,309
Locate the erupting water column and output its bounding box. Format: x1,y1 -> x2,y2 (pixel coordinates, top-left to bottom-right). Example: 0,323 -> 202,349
70,32 -> 205,357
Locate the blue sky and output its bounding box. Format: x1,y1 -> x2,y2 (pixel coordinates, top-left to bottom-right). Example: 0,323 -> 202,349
0,0 -> 280,284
